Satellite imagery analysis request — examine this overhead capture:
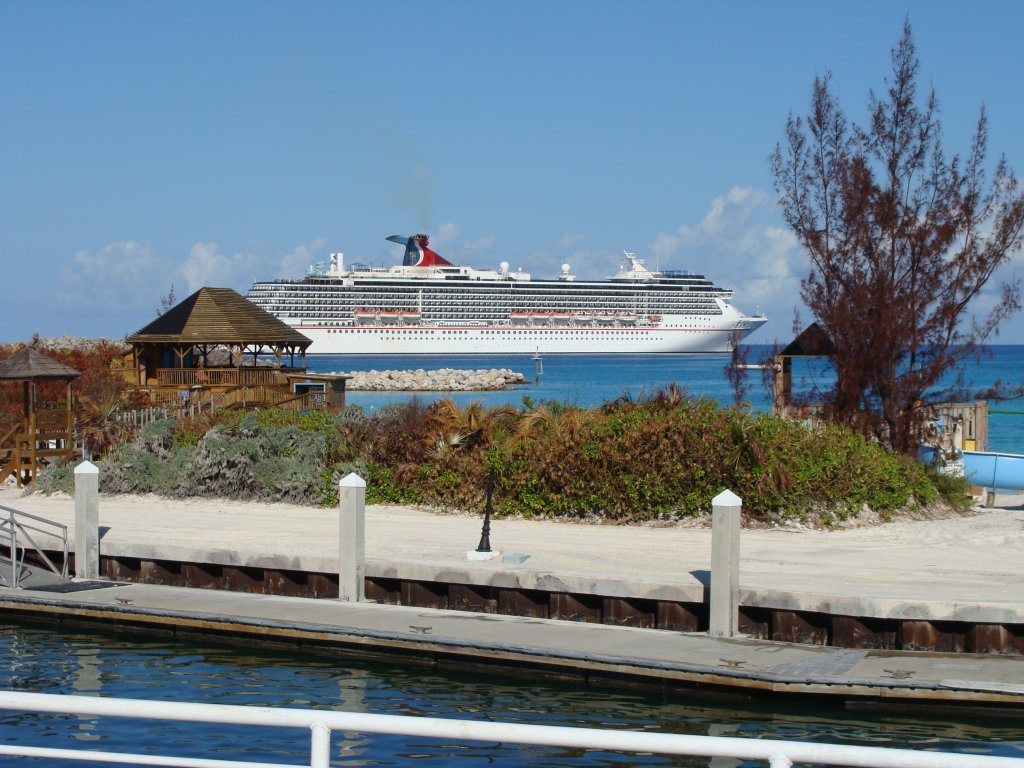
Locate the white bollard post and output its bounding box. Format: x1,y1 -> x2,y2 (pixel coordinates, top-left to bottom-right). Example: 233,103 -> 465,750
74,461 -> 100,580
709,489 -> 742,637
338,473 -> 365,602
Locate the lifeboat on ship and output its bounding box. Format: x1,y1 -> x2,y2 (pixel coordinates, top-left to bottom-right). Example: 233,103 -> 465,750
551,312 -> 571,325
378,311 -> 401,325
354,310 -> 376,326
595,313 -> 616,325
401,311 -> 422,325
619,313 -> 637,325
530,312 -> 552,326
510,311 -> 531,326
573,313 -> 594,325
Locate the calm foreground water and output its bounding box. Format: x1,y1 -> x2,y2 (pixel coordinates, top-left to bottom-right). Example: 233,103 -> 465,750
310,345 -> 1024,453
1,620 -> 1022,766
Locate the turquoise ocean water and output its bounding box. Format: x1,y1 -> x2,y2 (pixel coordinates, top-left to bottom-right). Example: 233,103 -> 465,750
308,345 -> 1024,453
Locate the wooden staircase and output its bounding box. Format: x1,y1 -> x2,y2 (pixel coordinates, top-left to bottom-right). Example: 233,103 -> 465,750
0,410 -> 75,488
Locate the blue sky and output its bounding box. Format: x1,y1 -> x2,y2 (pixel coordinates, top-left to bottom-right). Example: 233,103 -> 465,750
2,1 -> 1023,343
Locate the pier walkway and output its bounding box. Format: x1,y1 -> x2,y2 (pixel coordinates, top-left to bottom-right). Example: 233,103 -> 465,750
3,577 -> 1024,706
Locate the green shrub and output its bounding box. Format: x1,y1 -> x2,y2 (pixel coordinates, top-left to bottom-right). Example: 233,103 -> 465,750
29,463 -> 77,496
57,397 -> 961,521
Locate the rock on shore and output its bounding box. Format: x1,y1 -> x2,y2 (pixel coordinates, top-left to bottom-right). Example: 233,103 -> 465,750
333,368 -> 527,391
30,335 -> 128,351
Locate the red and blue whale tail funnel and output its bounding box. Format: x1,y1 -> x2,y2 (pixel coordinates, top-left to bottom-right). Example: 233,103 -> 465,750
387,234 -> 453,267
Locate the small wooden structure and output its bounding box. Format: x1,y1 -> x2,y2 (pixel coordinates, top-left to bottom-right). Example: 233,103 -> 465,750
772,323 -> 834,421
125,287 -> 346,412
0,348 -> 80,487
772,323 -> 987,451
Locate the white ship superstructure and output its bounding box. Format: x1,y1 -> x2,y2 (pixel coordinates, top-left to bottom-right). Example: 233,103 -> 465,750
246,234 -> 767,354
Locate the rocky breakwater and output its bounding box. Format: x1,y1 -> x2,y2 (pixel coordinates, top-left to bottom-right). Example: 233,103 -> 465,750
340,368 -> 526,391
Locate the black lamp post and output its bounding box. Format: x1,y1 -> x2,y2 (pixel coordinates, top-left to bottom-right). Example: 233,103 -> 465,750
476,467 -> 495,553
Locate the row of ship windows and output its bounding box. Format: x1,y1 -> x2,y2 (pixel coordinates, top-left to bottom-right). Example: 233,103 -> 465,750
283,303 -> 720,309
265,303 -> 717,308
252,283 -> 716,289
295,310 -> 724,320
252,296 -> 720,305
250,286 -> 720,296
252,296 -> 720,304
253,288 -> 720,296
325,329 -> 659,335
255,295 -> 718,302
274,307 -> 720,313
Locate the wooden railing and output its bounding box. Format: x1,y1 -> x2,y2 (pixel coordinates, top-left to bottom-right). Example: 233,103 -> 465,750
155,368 -> 293,387
212,386 -> 323,412
128,386 -> 325,420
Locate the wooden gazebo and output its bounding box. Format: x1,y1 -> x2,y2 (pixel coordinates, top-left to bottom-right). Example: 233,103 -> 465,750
0,348 -> 80,487
124,287 -> 346,410
771,323 -> 835,420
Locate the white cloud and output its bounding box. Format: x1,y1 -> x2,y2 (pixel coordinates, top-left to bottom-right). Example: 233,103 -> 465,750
435,222 -> 460,245
465,236 -> 496,252
418,224 -> 498,266
971,257 -> 1024,342
57,237 -> 337,323
557,232 -> 586,248
59,241 -> 171,309
181,242 -> 262,292
543,188 -> 803,334
277,238 -> 327,279
650,187 -> 804,336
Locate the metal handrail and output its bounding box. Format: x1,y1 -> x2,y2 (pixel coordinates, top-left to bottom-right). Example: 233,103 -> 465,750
0,505 -> 69,588
0,691 -> 1021,768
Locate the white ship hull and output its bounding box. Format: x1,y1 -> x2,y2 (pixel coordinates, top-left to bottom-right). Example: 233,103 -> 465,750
298,313 -> 765,355
248,244 -> 768,355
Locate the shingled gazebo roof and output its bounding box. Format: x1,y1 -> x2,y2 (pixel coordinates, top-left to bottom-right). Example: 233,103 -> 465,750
779,322 -> 835,357
127,287 -> 311,347
0,347 -> 81,381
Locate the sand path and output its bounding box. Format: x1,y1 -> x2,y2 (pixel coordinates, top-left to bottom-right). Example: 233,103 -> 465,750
2,488 -> 1022,619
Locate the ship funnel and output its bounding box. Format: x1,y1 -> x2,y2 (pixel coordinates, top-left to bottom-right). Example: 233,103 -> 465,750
386,234 -> 452,268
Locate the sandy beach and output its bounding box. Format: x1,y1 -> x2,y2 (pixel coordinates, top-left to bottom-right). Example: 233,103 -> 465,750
3,487 -> 1022,617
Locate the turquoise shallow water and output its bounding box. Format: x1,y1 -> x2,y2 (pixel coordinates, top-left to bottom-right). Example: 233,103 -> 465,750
309,345 -> 1024,453
1,621 -> 1023,766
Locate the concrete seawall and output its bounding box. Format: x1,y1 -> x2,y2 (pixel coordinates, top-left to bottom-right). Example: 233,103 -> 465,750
5,491 -> 1023,656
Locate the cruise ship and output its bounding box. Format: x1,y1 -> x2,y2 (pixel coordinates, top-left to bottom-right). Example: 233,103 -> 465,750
246,234 -> 767,354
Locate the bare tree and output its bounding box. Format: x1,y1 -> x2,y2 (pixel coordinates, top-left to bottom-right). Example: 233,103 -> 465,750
157,284 -> 177,317
723,331 -> 749,409
770,21 -> 1024,452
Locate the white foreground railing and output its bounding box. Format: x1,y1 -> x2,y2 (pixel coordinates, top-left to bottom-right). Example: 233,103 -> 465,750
0,690 -> 1022,768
